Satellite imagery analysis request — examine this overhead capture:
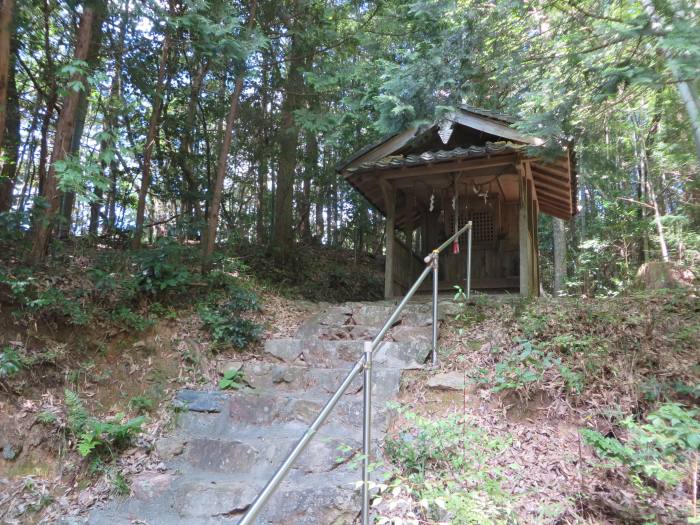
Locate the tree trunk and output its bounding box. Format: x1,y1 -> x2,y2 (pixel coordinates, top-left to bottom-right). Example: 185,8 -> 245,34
56,92 -> 90,237
298,130 -> 317,244
271,24 -> 303,250
132,9 -> 173,248
552,217 -> 566,294
201,0 -> 257,273
57,0 -> 105,237
30,3 -> 101,264
178,60 -> 208,236
0,27 -> 18,212
0,0 -> 14,153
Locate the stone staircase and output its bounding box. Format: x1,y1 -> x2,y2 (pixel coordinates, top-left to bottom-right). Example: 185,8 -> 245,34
82,302 -> 436,525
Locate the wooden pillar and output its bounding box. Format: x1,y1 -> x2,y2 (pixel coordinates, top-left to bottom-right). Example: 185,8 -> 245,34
518,177 -> 531,297
380,181 -> 396,299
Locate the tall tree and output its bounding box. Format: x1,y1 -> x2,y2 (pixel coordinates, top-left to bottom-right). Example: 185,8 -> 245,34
132,1 -> 173,248
30,0 -> 106,264
0,0 -> 13,152
0,24 -> 18,212
271,2 -> 305,250
201,0 -> 257,273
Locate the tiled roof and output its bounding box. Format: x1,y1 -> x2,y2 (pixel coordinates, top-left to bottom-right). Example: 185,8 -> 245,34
345,142 -> 525,174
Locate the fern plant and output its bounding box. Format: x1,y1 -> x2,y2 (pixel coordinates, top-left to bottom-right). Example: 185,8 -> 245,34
64,389 -> 145,458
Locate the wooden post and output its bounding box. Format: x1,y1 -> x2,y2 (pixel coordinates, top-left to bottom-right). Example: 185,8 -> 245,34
380,181 -> 396,299
518,165 -> 532,297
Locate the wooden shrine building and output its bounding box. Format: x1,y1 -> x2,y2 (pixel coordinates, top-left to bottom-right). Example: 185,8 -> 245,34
337,106 -> 577,298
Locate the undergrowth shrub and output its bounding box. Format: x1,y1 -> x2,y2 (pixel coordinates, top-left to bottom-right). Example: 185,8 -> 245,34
27,288 -> 90,325
199,280 -> 261,349
65,389 -> 145,459
381,406 -> 513,523
582,403 -> 700,489
0,346 -> 23,378
135,239 -> 193,295
111,306 -> 154,332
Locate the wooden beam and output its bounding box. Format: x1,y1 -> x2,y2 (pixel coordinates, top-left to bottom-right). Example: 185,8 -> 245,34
530,167 -> 571,191
533,182 -> 572,202
344,126 -> 419,172
537,197 -> 572,217
531,162 -> 569,182
368,154 -> 519,180
450,111 -> 544,146
539,204 -> 571,220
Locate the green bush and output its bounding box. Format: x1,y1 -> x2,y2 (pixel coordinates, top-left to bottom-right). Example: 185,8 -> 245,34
200,307 -> 261,349
111,306 -> 154,332
219,369 -> 244,390
65,389 -> 145,458
581,403 -> 700,488
135,239 -> 192,295
27,288 -> 90,325
199,281 -> 261,349
0,346 -> 23,378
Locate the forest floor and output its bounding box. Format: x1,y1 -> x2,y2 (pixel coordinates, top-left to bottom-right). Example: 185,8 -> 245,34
378,289 -> 700,524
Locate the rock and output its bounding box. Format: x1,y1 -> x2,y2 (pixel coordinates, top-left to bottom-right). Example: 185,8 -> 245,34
174,390 -> 227,413
132,340 -> 147,348
131,472 -> 176,500
154,436 -> 187,460
2,442 -> 20,460
633,262 -> 695,290
427,371 -> 467,391
218,360 -> 244,375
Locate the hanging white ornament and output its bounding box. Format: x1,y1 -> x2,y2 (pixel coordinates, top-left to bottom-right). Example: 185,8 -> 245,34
429,192 -> 435,212
438,119 -> 454,145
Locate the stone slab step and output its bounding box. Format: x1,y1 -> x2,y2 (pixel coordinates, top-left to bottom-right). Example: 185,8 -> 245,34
263,338 -> 430,369
294,322 -> 432,346
86,470 -> 361,525
167,433 -> 371,477
295,303 -> 436,338
239,361 -> 402,399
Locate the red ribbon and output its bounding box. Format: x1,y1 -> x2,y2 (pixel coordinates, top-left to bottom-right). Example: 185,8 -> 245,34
452,240 -> 460,254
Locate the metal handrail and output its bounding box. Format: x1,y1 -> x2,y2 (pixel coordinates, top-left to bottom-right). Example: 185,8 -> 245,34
238,221 -> 473,525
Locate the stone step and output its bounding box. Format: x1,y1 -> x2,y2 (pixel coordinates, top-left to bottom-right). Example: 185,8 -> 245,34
239,361 -> 402,399
173,393 -> 395,440
295,322 -> 432,346
295,303 -> 435,337
86,470 -> 361,525
166,432 -> 371,477
263,338 -> 430,369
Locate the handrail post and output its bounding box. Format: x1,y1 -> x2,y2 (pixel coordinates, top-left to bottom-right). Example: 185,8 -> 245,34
430,251 -> 439,367
466,221 -> 472,300
361,341 -> 373,525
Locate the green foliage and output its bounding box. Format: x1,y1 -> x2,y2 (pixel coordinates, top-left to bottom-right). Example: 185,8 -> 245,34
135,239 -> 193,295
582,403 -> 700,489
381,406 -> 513,523
199,306 -> 261,349
111,306 -> 154,332
452,287 -> 493,327
36,411 -> 58,425
218,368 -> 244,390
64,389 -> 145,459
129,395 -> 155,414
111,471 -> 130,496
0,346 -> 23,378
26,288 -> 90,325
486,340 -> 547,393
199,281 -> 261,349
